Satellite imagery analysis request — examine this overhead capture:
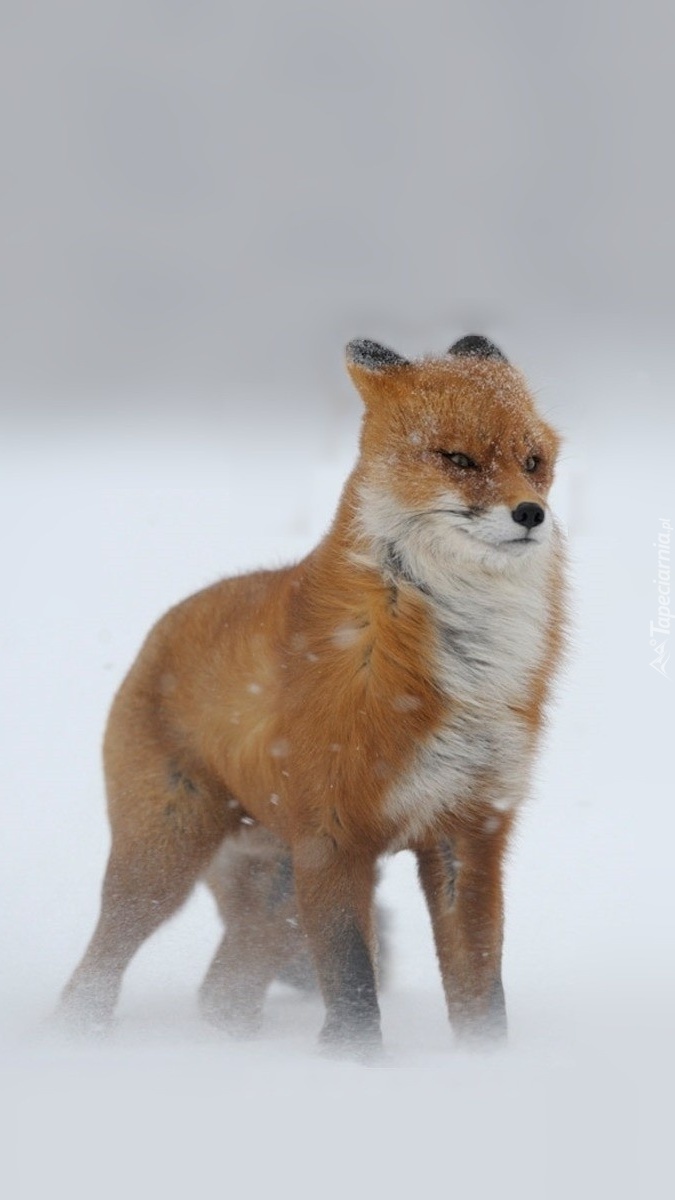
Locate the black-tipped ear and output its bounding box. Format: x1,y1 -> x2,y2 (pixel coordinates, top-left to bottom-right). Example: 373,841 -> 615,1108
448,334 -> 507,362
346,339 -> 410,371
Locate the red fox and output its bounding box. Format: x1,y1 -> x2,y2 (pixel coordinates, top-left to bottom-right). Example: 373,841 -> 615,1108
59,334 -> 566,1053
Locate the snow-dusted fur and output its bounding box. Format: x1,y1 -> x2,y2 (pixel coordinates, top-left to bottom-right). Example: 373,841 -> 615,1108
59,337 -> 566,1055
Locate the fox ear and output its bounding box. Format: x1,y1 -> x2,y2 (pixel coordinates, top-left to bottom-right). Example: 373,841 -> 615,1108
346,339 -> 411,405
448,334 -> 507,362
345,339 -> 410,372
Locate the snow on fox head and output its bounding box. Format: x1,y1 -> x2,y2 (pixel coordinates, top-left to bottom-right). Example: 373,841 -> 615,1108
346,335 -> 561,579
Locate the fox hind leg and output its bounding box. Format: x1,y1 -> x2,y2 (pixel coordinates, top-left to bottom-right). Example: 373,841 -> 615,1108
200,833 -> 312,1035
58,759 -> 235,1034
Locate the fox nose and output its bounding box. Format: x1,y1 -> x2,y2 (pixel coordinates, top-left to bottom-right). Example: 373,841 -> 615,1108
511,502 -> 545,530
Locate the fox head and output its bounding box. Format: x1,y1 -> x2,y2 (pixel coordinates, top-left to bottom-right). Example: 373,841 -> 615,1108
346,335 -> 561,577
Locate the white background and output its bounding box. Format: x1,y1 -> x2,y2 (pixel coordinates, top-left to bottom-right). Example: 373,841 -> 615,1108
2,3 -> 674,1197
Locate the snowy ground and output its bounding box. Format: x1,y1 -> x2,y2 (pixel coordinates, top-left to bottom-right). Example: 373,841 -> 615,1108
2,375 -> 673,1198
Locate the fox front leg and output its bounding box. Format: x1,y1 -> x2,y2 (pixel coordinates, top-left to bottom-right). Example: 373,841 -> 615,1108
292,838 -> 381,1056
417,811 -> 512,1043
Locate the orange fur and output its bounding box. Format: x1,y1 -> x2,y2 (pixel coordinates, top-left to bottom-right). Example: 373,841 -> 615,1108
59,338 -> 566,1053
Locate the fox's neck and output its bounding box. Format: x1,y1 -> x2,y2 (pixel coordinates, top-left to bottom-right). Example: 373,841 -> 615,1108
301,470 -> 557,709
310,468 -> 555,601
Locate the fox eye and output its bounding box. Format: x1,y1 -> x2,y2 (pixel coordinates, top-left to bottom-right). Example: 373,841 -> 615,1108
524,455 -> 540,472
439,451 -> 478,470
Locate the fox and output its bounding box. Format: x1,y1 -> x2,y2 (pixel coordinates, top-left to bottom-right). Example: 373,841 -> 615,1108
59,333 -> 566,1054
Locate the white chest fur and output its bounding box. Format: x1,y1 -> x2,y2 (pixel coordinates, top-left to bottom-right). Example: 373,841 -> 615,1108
358,490 -> 556,845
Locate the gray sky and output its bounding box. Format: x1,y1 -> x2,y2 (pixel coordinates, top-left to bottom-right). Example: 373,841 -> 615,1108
2,1 -> 673,418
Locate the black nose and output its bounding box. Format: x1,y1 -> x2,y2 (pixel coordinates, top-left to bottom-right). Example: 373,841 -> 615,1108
512,502 -> 545,530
